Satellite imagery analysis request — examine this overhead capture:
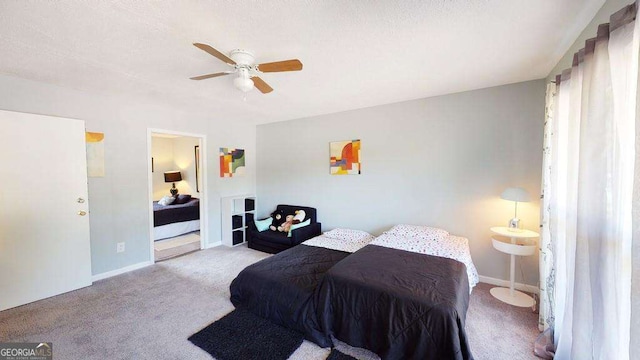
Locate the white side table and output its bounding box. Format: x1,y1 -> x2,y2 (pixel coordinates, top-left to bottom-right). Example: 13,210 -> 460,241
489,226 -> 538,307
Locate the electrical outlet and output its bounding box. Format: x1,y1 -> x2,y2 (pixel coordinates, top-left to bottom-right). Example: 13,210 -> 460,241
116,242 -> 125,253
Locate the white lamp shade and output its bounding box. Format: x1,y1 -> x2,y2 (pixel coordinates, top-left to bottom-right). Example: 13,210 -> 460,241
500,187 -> 531,202
233,76 -> 254,92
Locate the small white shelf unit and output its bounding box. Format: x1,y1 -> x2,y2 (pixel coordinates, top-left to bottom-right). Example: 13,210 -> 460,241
221,194 -> 256,247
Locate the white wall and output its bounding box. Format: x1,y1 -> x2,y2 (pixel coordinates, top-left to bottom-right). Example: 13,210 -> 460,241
151,137 -> 174,200
257,80 -> 545,286
0,74 -> 256,276
151,136 -> 200,201
172,136 -> 200,197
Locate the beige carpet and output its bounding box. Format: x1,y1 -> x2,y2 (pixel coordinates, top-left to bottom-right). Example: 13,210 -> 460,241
0,245 -> 540,360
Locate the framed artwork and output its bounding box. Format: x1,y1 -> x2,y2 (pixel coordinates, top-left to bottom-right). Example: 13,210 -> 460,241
330,139 -> 361,175
195,145 -> 200,192
220,147 -> 245,177
85,131 -> 105,177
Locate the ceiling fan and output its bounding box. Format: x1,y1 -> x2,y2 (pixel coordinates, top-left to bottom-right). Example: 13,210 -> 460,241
190,43 -> 303,94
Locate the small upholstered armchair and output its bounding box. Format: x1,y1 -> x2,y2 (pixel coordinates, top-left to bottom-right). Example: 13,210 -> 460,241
247,204 -> 321,254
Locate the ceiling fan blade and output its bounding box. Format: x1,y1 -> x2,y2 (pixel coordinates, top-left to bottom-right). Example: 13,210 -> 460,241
257,59 -> 303,72
193,43 -> 236,65
190,72 -> 231,80
251,77 -> 273,94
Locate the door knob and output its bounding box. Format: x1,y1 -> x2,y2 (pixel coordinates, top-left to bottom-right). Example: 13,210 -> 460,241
78,211 -> 87,216
77,198 -> 85,203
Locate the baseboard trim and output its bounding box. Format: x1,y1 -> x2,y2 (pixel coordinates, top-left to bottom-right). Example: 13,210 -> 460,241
478,275 -> 539,294
92,261 -> 153,282
205,241 -> 222,249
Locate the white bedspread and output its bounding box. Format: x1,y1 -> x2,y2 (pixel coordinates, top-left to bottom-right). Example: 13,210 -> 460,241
302,228 -> 375,253
371,233 -> 479,290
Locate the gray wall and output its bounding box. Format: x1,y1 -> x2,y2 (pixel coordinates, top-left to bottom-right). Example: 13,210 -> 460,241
257,80 -> 545,285
0,74 -> 256,276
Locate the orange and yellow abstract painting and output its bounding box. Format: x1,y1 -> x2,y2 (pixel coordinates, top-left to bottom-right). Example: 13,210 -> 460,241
330,140 -> 361,175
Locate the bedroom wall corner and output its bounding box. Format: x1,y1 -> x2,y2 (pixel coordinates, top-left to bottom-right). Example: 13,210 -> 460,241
546,0 -> 630,82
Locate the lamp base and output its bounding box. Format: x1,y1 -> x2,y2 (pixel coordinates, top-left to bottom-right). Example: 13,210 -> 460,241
170,183 -> 178,196
490,287 -> 535,307
508,218 -> 522,232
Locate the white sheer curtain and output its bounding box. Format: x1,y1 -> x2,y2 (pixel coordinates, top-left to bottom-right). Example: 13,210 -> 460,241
538,83 -> 555,334
541,2 -> 638,359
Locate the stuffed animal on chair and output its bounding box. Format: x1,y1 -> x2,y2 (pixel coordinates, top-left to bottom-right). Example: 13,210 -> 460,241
269,209 -> 286,231
292,210 -> 306,224
277,214 -> 295,232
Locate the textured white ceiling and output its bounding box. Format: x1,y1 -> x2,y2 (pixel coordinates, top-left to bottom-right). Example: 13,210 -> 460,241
0,0 -> 604,124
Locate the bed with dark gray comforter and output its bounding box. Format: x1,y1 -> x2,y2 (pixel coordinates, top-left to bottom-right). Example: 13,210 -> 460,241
153,198 -> 200,227
316,244 -> 473,360
230,226 -> 476,359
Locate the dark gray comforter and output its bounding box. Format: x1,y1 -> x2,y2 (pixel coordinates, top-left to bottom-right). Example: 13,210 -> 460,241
230,244 -> 349,347
153,198 -> 199,227
316,244 -> 473,360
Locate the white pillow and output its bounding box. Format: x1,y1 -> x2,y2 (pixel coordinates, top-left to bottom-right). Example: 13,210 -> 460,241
383,224 -> 449,241
158,195 -> 175,206
305,229 -> 375,253
323,228 -> 374,242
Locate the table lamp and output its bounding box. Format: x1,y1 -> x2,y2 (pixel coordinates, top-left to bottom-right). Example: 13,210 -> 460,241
164,171 -> 182,196
500,187 -> 530,231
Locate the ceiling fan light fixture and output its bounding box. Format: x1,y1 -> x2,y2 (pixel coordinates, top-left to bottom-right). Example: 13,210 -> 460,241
233,75 -> 254,92
233,67 -> 254,92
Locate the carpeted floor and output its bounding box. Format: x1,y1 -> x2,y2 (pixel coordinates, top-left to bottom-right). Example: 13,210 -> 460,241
0,245 -> 540,359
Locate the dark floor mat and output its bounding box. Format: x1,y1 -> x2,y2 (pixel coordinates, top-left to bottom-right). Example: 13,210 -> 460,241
188,309 -> 304,360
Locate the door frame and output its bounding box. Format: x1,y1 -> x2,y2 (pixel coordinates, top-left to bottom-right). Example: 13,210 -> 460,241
147,128 -> 208,263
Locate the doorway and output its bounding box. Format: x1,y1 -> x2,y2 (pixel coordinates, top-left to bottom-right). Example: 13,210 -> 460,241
147,129 -> 207,262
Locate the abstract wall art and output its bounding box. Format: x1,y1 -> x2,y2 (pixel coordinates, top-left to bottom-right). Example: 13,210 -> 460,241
330,139 -> 361,175
85,131 -> 105,177
220,147 -> 245,177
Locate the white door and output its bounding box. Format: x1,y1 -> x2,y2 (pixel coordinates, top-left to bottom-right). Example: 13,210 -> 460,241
0,109 -> 92,311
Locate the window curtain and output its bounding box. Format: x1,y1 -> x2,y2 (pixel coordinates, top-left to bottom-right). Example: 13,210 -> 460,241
539,82 -> 556,332
540,2 -> 638,359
